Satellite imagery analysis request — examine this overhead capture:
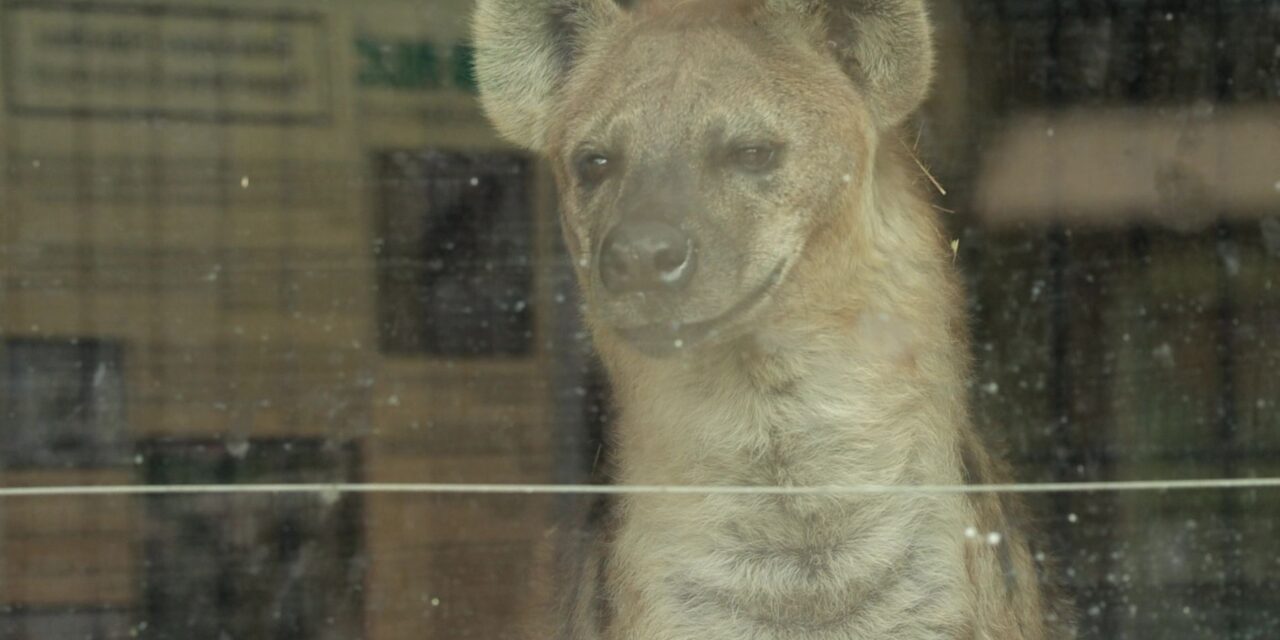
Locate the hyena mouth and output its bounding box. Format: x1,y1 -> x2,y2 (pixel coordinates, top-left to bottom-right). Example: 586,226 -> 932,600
614,260 -> 787,357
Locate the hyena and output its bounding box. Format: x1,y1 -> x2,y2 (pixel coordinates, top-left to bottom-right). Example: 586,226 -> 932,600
474,0 -> 1070,638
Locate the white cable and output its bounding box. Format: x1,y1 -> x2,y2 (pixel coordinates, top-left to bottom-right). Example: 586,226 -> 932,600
2,477 -> 1279,498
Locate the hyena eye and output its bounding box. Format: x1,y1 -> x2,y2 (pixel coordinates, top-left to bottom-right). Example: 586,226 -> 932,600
575,153 -> 614,187
728,144 -> 780,173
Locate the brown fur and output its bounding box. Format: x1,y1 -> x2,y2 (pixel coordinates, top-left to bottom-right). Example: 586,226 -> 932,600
474,1 -> 1072,637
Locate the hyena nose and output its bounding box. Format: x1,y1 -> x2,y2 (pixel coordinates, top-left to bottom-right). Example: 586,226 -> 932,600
599,220 -> 696,294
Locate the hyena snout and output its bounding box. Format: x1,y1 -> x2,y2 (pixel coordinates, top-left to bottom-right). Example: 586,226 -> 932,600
599,219 -> 697,295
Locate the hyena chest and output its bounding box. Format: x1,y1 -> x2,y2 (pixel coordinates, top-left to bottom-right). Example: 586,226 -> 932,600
619,491 -> 958,639
610,376 -> 966,636
616,427 -> 958,637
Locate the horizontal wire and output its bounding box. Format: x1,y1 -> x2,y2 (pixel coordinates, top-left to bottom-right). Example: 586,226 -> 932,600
2,477 -> 1280,498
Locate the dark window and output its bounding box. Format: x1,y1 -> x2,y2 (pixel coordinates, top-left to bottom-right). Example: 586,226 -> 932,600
373,150 -> 535,357
0,339 -> 127,469
0,607 -> 131,640
139,440 -> 364,640
954,1 -> 1280,636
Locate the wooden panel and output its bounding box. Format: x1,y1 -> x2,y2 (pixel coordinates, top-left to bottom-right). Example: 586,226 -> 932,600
364,493 -> 555,640
0,471 -> 137,607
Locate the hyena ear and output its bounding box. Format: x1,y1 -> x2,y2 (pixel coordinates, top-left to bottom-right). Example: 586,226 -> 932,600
769,0 -> 934,127
473,0 -> 623,149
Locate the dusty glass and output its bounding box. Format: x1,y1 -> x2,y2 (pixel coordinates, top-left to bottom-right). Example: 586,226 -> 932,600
0,0 -> 1276,638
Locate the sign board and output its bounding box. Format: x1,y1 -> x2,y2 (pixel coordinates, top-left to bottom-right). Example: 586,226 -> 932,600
2,1 -> 331,123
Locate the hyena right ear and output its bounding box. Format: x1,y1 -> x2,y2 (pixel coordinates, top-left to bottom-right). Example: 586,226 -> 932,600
767,0 -> 934,127
473,0 -> 623,150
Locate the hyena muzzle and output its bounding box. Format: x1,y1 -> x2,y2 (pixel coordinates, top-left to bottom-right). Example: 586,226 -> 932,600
474,0 -> 1072,638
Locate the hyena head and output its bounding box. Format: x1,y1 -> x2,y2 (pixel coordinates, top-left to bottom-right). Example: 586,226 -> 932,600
475,0 -> 934,356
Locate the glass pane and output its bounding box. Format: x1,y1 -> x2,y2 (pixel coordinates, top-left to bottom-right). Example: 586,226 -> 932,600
0,0 -> 1276,638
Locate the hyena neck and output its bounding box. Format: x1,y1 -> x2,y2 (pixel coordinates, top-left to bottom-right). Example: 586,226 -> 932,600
607,148 -> 971,489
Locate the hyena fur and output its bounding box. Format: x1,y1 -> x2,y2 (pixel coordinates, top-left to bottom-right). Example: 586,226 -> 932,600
474,0 -> 1072,638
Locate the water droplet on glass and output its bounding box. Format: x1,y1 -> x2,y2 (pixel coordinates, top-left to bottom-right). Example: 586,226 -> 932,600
1261,218 -> 1280,256
227,440 -> 251,459
1152,343 -> 1174,367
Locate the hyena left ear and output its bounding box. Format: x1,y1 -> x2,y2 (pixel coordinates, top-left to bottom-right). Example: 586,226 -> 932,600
473,0 -> 623,150
768,0 -> 934,127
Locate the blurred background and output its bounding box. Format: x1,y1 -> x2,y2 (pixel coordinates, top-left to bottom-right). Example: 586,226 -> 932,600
0,0 -> 1276,637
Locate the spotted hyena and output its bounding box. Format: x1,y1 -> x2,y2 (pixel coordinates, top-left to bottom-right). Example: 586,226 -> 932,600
474,1 -> 1071,637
